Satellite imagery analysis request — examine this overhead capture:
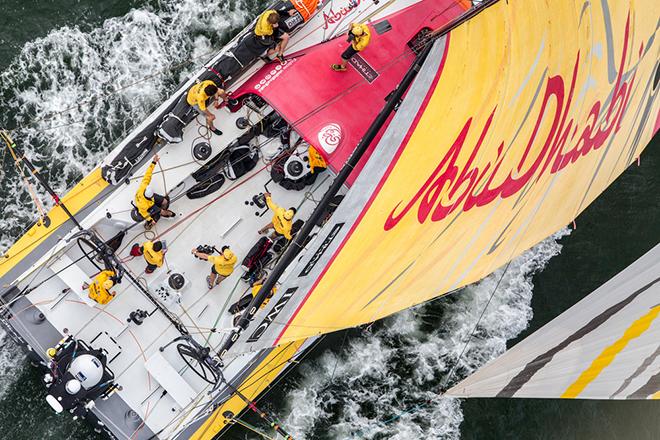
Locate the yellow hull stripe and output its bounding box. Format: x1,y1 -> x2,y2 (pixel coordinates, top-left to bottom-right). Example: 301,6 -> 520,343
562,305 -> 660,399
190,340 -> 304,440
0,168 -> 108,279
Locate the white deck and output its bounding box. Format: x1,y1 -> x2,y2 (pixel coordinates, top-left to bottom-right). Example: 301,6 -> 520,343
22,101 -> 335,436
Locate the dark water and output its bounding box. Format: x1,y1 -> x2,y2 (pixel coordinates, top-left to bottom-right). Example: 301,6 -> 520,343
0,2 -> 658,439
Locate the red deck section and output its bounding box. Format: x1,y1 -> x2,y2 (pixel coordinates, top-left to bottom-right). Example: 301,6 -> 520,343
234,0 -> 468,185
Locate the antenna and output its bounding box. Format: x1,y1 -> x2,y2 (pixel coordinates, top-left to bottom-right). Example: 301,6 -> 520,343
0,130 -> 83,231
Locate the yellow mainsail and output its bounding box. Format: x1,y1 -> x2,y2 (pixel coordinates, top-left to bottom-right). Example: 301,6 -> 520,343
233,0 -> 660,353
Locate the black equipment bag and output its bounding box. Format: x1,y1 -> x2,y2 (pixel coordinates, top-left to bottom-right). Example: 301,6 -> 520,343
101,121 -> 159,185
224,144 -> 259,179
242,236 -> 272,269
157,95 -> 198,144
229,293 -> 254,314
185,174 -> 226,199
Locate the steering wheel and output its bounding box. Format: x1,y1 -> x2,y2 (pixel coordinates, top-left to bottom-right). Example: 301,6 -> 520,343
176,343 -> 219,384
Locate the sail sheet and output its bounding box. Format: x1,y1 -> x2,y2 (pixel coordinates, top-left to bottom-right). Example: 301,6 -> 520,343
446,243 -> 660,399
233,0 -> 660,354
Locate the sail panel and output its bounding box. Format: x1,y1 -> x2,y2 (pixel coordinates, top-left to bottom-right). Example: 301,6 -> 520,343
446,243 -> 660,399
235,0 -> 660,354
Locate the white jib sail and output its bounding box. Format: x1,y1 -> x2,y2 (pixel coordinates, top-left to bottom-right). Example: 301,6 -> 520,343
446,243 -> 660,400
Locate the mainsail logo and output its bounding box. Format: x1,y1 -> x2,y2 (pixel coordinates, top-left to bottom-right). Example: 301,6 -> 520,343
384,16 -> 638,231
247,287 -> 299,343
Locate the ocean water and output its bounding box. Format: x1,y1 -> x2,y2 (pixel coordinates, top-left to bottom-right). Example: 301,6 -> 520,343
0,1 -> 658,440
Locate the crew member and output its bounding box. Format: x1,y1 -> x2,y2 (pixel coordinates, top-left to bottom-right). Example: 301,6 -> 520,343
230,279 -> 277,324
254,10 -> 289,62
257,192 -> 296,240
331,22 -> 371,72
251,279 -> 277,309
274,0 -> 318,25
139,240 -> 166,274
134,154 -> 174,229
191,245 -> 237,289
186,80 -> 228,135
84,270 -> 117,305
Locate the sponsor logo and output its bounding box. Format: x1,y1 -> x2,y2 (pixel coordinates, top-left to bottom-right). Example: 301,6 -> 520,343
299,222 -> 345,277
254,58 -> 297,92
384,16 -> 638,231
317,123 -> 343,154
246,287 -> 299,342
322,0 -> 360,30
349,54 -> 379,83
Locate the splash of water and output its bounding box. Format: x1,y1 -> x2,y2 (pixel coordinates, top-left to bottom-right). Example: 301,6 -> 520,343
0,0 -> 253,252
283,229 -> 571,439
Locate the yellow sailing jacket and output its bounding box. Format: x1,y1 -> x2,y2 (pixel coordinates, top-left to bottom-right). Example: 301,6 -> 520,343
88,270 -> 115,305
142,241 -> 164,267
255,10 -> 278,37
252,283 -> 277,309
308,145 -> 327,173
208,251 -> 237,277
350,23 -> 371,51
135,162 -> 156,221
186,80 -> 216,111
266,196 -> 293,239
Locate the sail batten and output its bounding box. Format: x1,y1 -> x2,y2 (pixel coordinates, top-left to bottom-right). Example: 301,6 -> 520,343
231,0 -> 660,355
446,243 -> 660,400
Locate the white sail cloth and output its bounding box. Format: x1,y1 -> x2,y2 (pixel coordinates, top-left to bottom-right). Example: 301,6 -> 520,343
446,243 -> 660,399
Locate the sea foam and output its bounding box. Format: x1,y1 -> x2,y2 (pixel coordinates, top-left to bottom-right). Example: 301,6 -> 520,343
0,0 -> 250,252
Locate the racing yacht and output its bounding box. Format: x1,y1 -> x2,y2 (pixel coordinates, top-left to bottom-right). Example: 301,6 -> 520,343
1,0 -> 658,438
0,0 -> 474,438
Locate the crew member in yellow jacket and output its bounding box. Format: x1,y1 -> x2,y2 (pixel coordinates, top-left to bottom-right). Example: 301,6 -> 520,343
191,245 -> 238,289
331,22 -> 371,72
140,240 -> 166,274
186,80 -> 228,135
134,154 -> 174,228
230,279 -> 278,325
257,192 -> 296,240
251,280 -> 277,309
254,10 -> 289,62
83,270 -> 117,305
258,0 -> 320,59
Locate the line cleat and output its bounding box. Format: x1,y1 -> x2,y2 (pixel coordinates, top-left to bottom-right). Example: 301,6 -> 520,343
331,64 -> 347,72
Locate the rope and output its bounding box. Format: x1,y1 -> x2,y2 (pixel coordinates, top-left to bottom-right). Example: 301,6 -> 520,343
322,328 -> 350,392
1,131 -> 48,221
154,162 -> 269,240
203,277 -> 245,346
231,418 -> 277,440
